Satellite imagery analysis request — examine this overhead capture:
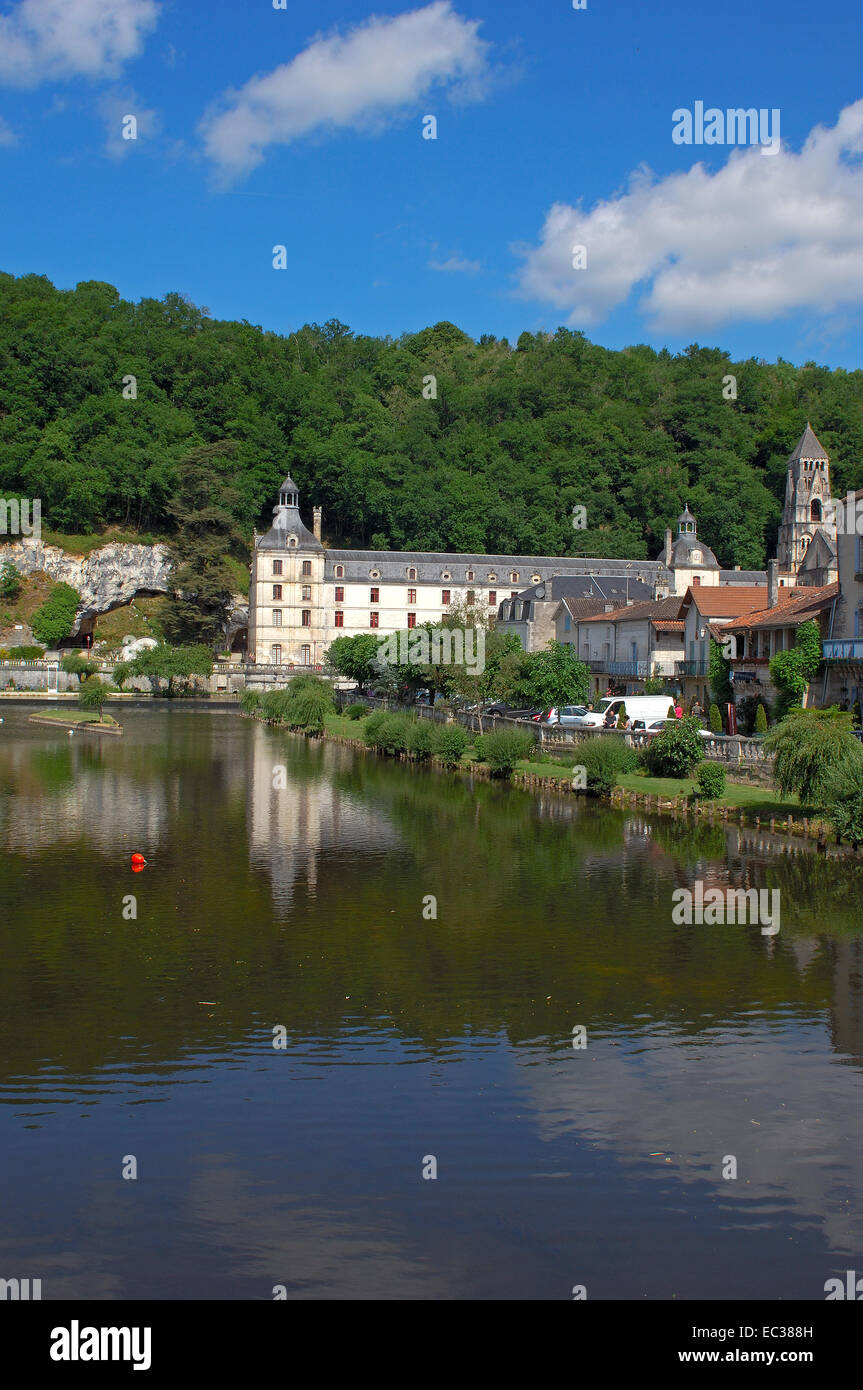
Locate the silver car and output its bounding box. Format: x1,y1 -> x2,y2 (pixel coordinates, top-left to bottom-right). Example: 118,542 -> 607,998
545,705 -> 589,726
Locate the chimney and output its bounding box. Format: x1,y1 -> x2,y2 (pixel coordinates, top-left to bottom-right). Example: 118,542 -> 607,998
768,558 -> 779,608
313,506 -> 322,542
664,528 -> 672,568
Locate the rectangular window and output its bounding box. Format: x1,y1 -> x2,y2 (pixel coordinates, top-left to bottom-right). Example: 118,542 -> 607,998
272,610 -> 282,628
272,560 -> 283,576
301,645 -> 311,665
488,590 -> 496,606
335,586 -> 344,603
564,614 -> 571,632
466,590 -> 475,605
272,585 -> 282,600
302,560 -> 312,577
407,588 -> 416,604
370,587 -> 379,603
442,589 -> 450,605
334,610 -> 344,627
370,612 -> 379,628
510,590 -> 518,599
302,585 -> 311,600
466,570 -> 475,581
301,610 -> 311,627
271,644 -> 282,665
407,612 -> 416,629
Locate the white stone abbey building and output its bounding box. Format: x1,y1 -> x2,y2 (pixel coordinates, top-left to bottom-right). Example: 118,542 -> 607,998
246,426 -> 838,668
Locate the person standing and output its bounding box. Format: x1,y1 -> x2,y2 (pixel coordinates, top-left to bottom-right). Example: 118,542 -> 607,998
674,700 -> 683,719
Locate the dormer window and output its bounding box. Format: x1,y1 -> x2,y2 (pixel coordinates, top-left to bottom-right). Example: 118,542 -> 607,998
335,564 -> 344,578
441,571 -> 451,581
407,567 -> 417,581
510,572 -> 519,583
370,568 -> 381,580
288,536 -> 298,548
531,574 -> 541,584
466,569 -> 475,581
487,572 -> 497,582
691,549 -> 702,563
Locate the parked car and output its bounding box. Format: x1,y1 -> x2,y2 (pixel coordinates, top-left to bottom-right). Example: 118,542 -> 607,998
571,696 -> 679,729
544,705 -> 589,726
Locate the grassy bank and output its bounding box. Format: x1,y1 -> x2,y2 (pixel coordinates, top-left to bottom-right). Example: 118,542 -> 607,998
31,709 -> 120,726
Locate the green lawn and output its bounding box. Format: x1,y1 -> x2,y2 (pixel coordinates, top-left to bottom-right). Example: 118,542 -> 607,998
33,709 -> 119,726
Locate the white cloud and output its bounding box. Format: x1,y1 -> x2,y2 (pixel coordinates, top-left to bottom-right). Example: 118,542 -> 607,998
200,1 -> 491,181
97,88 -> 159,158
428,254 -> 481,273
0,116 -> 18,146
515,99 -> 863,333
0,0 -> 159,89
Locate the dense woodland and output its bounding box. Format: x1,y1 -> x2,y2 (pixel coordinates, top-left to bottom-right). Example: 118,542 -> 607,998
2,271 -> 863,571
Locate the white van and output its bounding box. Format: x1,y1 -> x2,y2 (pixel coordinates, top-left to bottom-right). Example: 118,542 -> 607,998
574,695 -> 678,729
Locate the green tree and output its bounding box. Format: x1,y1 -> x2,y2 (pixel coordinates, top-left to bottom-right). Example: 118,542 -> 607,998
709,638 -> 732,706
127,642 -> 213,696
512,640 -> 590,709
709,703 -> 722,733
755,703 -> 768,734
161,445 -> 247,647
0,561 -> 22,600
78,675 -> 113,722
31,583 -> 80,646
325,633 -> 382,691
61,652 -> 98,684
764,707 -> 863,804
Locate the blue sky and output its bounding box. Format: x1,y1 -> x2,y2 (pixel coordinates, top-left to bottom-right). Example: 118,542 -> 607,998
2,0 -> 863,366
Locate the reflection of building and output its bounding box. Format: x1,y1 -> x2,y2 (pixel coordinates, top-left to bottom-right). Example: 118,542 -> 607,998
246,723 -> 398,911
820,487 -> 863,710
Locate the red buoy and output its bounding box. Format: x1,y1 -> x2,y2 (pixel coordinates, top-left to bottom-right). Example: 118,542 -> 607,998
131,853 -> 147,868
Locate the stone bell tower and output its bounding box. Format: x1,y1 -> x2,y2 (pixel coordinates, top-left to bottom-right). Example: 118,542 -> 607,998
776,423 -> 836,579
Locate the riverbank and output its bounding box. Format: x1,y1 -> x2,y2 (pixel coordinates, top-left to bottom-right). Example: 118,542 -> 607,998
246,709 -> 849,857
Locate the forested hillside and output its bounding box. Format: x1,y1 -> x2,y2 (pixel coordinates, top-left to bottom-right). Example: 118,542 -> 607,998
2,271 -> 862,570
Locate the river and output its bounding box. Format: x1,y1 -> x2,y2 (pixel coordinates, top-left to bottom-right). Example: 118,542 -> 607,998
1,705 -> 861,1299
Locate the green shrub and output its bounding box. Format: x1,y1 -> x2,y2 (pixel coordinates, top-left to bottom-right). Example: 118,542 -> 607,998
240,689 -> 261,713
260,689 -> 294,723
345,702 -> 369,720
642,716 -> 704,778
284,683 -> 333,733
366,713 -> 411,754
0,644 -> 44,660
578,736 -> 639,796
433,724 -> 469,768
363,709 -> 387,745
709,703 -> 722,733
695,761 -> 726,799
31,582 -> 80,646
407,721 -> 435,761
480,729 -> 535,777
765,706 -> 863,804
824,761 -> 863,847
754,703 -> 768,734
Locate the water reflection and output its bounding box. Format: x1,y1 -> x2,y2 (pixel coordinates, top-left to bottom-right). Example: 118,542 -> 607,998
1,706 -> 862,1298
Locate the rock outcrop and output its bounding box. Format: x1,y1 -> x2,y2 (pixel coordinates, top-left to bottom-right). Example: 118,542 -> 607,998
1,538 -> 172,633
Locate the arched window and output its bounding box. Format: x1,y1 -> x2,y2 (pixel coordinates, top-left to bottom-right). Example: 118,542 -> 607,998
811,499 -> 822,523
335,564 -> 344,578
408,567 -> 417,581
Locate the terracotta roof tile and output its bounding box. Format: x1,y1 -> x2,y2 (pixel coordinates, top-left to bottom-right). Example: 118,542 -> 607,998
731,583 -> 839,631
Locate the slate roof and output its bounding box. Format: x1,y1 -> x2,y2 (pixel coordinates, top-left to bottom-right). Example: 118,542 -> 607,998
788,422 -> 828,462
557,597 -> 628,621
257,503 -> 323,552
323,550 -> 665,587
579,595 -> 686,626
